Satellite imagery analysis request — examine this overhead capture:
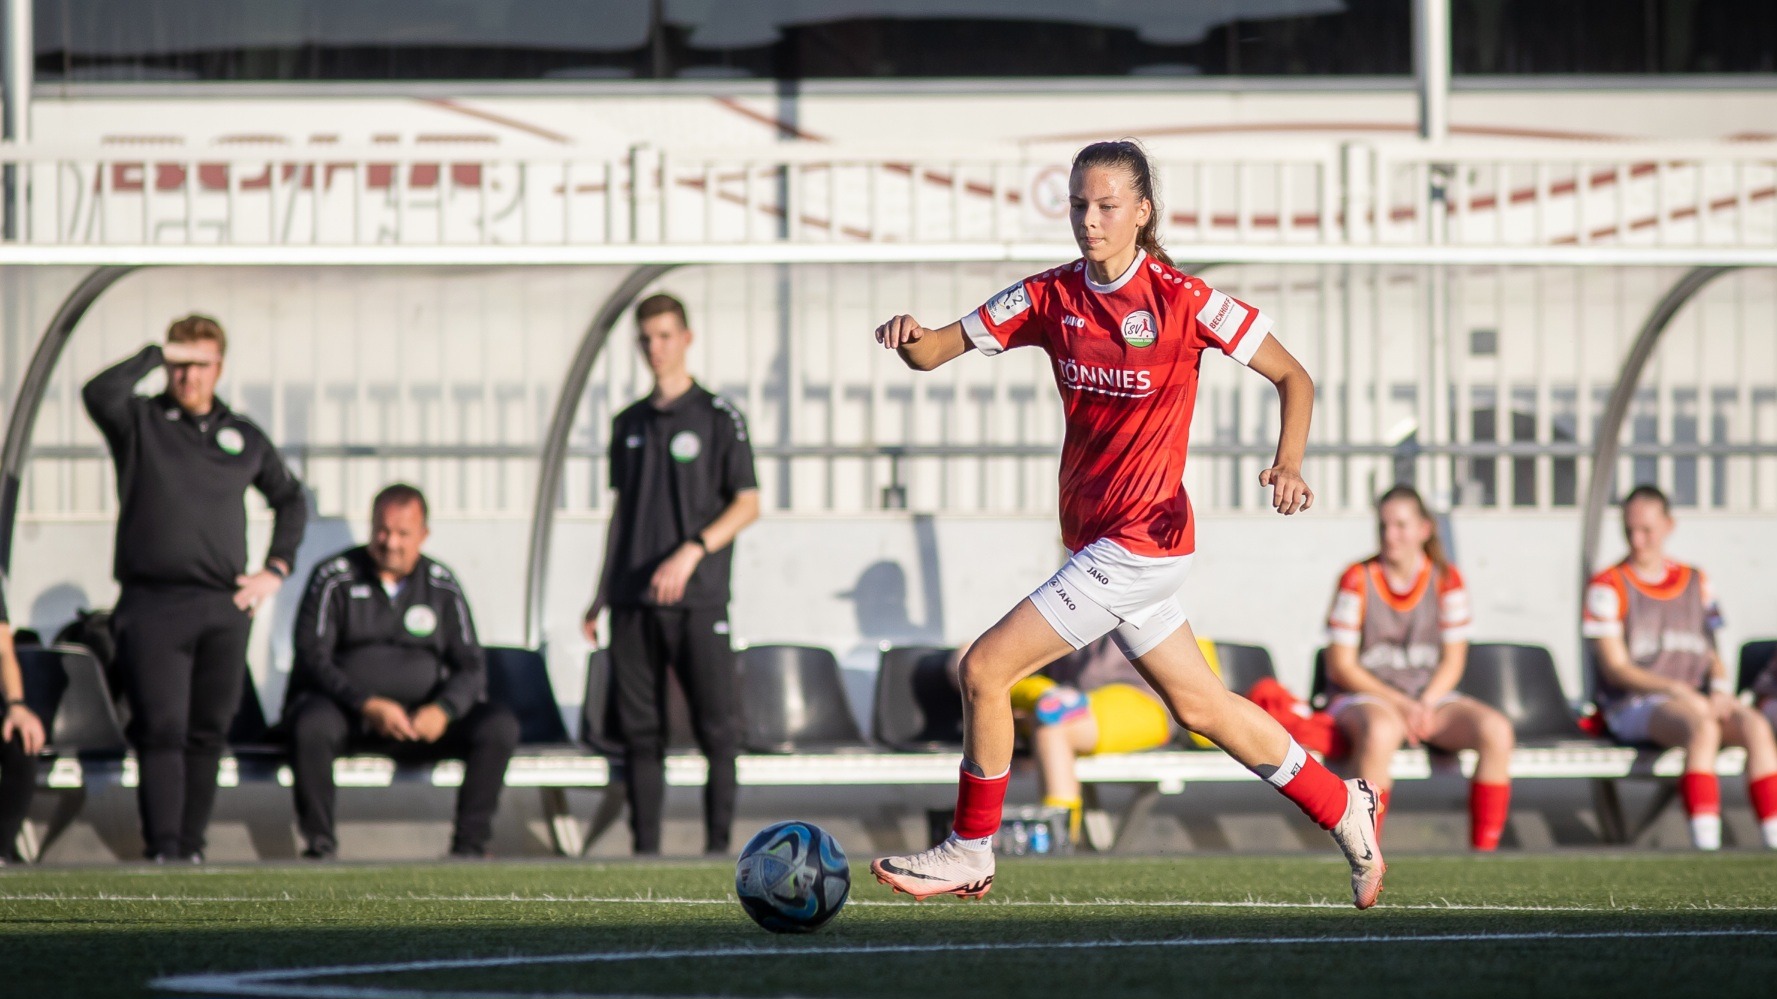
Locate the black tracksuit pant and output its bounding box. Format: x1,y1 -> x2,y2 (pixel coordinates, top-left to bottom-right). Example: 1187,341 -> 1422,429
287,696 -> 519,855
0,730 -> 34,861
609,604 -> 739,855
112,585 -> 250,859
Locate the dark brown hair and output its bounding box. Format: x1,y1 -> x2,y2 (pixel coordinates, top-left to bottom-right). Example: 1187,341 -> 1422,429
1071,139 -> 1173,267
1376,484 -> 1447,570
167,313 -> 227,356
1623,483 -> 1670,515
373,482 -> 429,522
635,292 -> 689,329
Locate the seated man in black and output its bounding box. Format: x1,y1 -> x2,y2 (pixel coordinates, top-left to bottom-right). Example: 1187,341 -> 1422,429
286,483 -> 518,859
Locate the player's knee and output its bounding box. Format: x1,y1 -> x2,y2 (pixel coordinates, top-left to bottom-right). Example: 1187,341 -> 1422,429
1358,712 -> 1406,750
956,649 -> 1016,703
1168,687 -> 1228,735
291,703 -> 348,752
1479,710 -> 1516,752
475,706 -> 521,751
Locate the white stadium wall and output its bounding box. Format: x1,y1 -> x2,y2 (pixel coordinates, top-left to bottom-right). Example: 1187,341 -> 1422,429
7,84 -> 1777,730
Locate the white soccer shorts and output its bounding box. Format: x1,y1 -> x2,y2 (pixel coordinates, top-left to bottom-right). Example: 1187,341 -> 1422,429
1027,538 -> 1193,660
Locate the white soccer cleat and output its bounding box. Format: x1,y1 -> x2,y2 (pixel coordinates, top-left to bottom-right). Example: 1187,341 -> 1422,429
1330,778 -> 1387,910
870,838 -> 996,901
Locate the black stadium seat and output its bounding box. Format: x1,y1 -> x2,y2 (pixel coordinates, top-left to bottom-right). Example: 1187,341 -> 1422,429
873,645 -> 962,752
18,646 -> 128,756
1211,641 -> 1277,695
484,646 -> 571,745
1455,643 -> 1585,742
737,645 -> 868,753
1738,640 -> 1776,695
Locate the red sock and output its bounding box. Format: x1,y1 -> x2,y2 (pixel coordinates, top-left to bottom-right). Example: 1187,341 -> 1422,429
1750,774 -> 1777,823
951,766 -> 1010,840
1469,781 -> 1511,851
1679,772 -> 1722,818
1264,741 -> 1349,829
1376,788 -> 1392,839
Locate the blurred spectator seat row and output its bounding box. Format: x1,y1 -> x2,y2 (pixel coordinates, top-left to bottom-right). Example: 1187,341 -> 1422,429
14,638 -> 1773,860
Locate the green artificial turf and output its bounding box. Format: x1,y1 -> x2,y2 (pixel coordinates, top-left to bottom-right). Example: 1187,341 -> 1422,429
2,854 -> 1774,998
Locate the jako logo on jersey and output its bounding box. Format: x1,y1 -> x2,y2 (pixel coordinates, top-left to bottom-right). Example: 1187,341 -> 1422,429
985,282 -> 1031,325
1056,358 -> 1154,398
1120,310 -> 1158,348
1198,290 -> 1250,337
1062,315 -> 1086,327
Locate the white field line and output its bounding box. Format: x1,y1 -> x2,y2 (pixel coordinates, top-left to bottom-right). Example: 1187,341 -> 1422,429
152,929 -> 1777,999
6,892 -> 1777,913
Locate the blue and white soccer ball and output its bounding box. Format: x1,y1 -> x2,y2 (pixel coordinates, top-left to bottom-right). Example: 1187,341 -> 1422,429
734,820 -> 851,933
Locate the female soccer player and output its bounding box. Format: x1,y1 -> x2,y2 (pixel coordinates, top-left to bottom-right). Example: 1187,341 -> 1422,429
869,140 -> 1385,908
1323,485 -> 1514,850
1584,485 -> 1777,850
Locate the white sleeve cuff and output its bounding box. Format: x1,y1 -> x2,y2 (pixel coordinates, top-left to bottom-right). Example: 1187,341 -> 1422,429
1441,624 -> 1473,644
1581,620 -> 1624,639
1229,313 -> 1274,366
959,311 -> 1002,356
1327,628 -> 1361,648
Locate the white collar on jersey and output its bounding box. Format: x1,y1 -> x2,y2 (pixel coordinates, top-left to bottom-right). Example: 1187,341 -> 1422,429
1084,248 -> 1148,295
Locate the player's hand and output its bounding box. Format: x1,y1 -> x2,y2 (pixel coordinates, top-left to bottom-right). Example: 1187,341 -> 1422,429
362,696 -> 416,741
875,315 -> 929,350
1258,465 -> 1313,515
411,704 -> 450,743
581,604 -> 602,645
233,570 -> 283,615
3,703 -> 46,755
1706,688 -> 1740,720
647,542 -> 704,605
161,341 -> 213,366
1396,696 -> 1428,747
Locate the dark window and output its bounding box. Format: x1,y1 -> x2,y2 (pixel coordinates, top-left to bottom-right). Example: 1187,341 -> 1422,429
1454,0 -> 1777,74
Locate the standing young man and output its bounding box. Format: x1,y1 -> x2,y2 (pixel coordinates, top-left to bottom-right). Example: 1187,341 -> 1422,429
584,293 -> 759,856
84,314 -> 307,862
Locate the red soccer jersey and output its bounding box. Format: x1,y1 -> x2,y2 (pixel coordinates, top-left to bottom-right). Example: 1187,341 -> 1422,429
960,250 -> 1272,557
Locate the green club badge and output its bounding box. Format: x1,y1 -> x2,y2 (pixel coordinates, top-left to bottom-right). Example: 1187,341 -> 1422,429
216,427 -> 245,455
669,430 -> 702,463
403,605 -> 438,637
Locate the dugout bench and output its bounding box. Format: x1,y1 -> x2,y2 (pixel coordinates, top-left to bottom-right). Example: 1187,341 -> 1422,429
17,639 -> 1769,862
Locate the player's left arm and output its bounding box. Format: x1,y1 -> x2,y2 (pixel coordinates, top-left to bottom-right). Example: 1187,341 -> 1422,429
1247,335 -> 1315,515
1419,569 -> 1473,704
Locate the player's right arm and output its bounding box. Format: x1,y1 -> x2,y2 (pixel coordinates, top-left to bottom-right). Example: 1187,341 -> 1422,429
876,316 -> 971,371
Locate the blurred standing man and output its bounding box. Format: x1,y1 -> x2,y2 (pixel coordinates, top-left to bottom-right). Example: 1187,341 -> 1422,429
84,315 -> 307,861
584,293 -> 759,856
287,484 -> 517,860
1,586 -> 47,864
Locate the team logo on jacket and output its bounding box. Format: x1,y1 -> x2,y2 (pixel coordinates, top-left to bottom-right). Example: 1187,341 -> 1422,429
215,427 -> 245,456
404,605 -> 438,638
669,430 -> 701,463
1120,310 -> 1158,348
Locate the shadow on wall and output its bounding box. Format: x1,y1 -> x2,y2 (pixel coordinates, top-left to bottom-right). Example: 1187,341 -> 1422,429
835,537 -> 946,731
29,582 -> 94,639
259,489 -> 357,720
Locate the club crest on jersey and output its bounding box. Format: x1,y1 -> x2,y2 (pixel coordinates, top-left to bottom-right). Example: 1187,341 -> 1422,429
669,430 -> 701,463
1120,310 -> 1158,348
403,605 -> 438,638
215,427 -> 245,456
985,282 -> 1031,325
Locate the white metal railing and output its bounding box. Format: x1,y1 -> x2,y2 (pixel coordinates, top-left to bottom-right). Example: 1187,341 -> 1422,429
3,140 -> 1772,250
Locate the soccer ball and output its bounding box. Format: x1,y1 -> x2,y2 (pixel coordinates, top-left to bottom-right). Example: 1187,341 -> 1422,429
734,820 -> 851,933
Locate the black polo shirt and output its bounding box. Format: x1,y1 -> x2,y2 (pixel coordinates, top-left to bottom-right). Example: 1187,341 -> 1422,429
288,547 -> 485,719
82,345 -> 307,590
607,383 -> 757,609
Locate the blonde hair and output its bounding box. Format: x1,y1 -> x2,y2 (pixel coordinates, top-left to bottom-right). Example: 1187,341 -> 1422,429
167,313 -> 227,357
